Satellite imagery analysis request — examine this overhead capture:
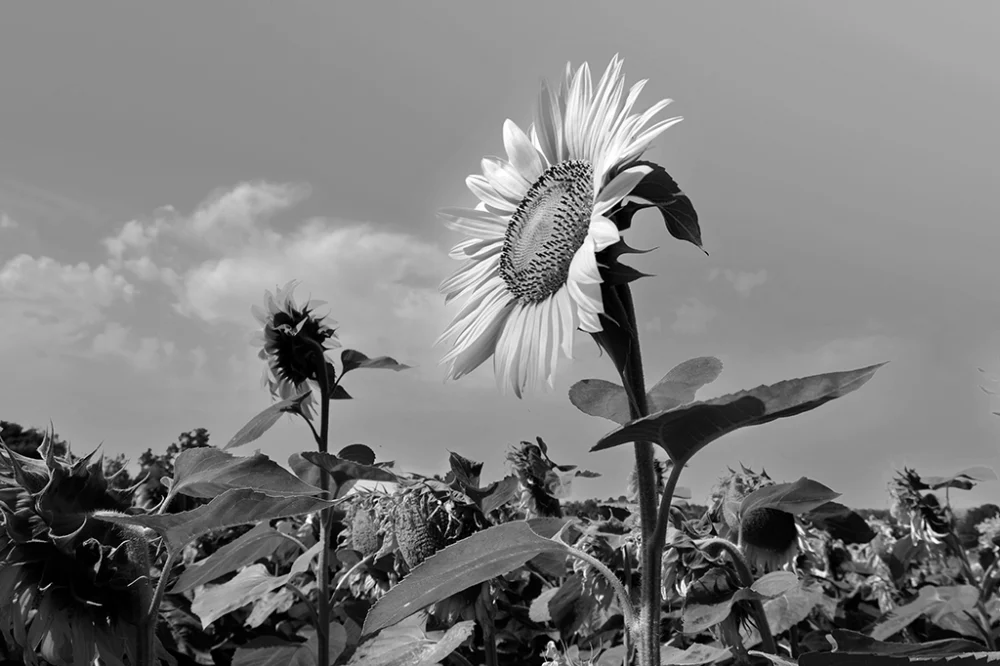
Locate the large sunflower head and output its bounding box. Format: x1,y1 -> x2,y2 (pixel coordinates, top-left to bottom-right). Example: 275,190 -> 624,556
438,55 -> 683,397
252,280 -> 339,419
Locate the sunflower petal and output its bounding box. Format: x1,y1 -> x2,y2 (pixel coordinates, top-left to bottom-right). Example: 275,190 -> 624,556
593,165 -> 653,217
502,120 -> 545,183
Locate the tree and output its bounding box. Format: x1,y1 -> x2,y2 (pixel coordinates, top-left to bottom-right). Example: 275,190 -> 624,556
958,503 -> 1000,549
0,420 -> 69,458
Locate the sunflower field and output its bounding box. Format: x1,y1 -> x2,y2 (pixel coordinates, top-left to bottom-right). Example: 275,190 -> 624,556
2,55 -> 1000,666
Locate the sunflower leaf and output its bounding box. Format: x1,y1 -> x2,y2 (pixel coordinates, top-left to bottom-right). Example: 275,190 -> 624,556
568,357 -> 723,425
613,161 -> 702,250
296,451 -> 397,496
92,488 -> 336,551
591,363 -> 886,464
804,501 -> 877,544
361,521 -> 569,636
922,466 -> 998,491
225,391 -> 313,450
171,522 -> 290,594
169,447 -> 322,501
740,478 -> 841,517
337,443 -> 377,465
341,349 -> 412,375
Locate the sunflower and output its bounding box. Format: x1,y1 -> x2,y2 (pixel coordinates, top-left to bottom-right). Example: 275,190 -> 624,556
251,280 -> 339,420
438,55 -> 682,396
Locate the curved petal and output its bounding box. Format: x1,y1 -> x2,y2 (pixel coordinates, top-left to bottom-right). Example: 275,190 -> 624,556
481,157 -> 530,202
567,238 -> 602,285
466,174 -> 518,212
535,81 -> 563,165
587,215 -> 620,251
438,207 -> 508,239
503,119 -> 545,183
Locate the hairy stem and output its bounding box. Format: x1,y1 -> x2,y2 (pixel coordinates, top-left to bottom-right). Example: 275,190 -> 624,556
698,537 -> 777,654
309,339 -> 334,666
613,285 -> 660,666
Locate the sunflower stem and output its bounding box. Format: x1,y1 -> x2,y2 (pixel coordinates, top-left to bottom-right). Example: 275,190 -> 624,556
697,537 -> 777,655
605,283 -> 661,666
141,546 -> 179,666
307,339 -> 334,666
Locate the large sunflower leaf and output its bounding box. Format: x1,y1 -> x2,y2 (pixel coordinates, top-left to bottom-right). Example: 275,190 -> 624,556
740,477 -> 841,517
191,543 -> 320,628
922,466 -> 998,491
804,501 -> 877,544
169,447 -> 322,501
225,391 -> 313,450
361,521 -> 568,636
349,619 -> 474,666
823,629 -> 988,656
171,522 -> 291,594
592,363 -> 886,464
93,488 -> 336,551
569,356 -> 723,425
230,624 -> 347,666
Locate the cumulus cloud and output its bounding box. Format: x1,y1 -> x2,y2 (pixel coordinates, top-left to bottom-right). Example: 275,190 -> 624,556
672,298 -> 718,335
102,181 -> 452,372
91,322 -> 176,371
0,254 -> 135,353
709,268 -> 768,296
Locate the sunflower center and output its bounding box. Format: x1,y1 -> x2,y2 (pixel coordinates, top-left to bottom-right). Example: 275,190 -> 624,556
499,160 -> 595,302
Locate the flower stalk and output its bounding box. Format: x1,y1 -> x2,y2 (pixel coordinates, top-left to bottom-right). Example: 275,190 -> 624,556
308,337 -> 335,666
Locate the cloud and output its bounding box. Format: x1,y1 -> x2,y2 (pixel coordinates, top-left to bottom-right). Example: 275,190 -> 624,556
0,212 -> 17,229
671,298 -> 718,335
709,268 -> 768,296
102,181 -> 453,373
0,254 -> 135,353
91,322 -> 176,371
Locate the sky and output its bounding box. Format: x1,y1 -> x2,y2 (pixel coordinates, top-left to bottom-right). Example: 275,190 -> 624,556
1,2 -> 999,510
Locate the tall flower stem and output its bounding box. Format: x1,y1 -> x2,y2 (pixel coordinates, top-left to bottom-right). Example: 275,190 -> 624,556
309,339 -> 334,666
604,284 -> 661,666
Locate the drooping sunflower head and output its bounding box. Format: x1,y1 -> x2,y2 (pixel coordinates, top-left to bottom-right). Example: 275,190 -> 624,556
252,280 -> 339,418
0,437 -> 150,666
888,468 -> 952,545
438,55 -> 683,397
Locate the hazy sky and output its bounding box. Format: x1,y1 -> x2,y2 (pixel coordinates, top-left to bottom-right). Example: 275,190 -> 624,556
2,2 -> 999,509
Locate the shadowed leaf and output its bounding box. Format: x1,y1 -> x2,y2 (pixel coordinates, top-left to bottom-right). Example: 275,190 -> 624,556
922,466 -> 997,491
804,502 -> 877,544
613,161 -> 702,250
93,489 -> 336,551
592,363 -> 886,463
825,629 -> 987,656
361,522 -> 567,636
169,448 -> 321,501
300,451 -> 397,489
338,444 -> 377,466
225,392 -> 312,450
741,478 -> 841,517
349,619 -> 474,666
341,349 -> 411,375
230,623 -> 346,666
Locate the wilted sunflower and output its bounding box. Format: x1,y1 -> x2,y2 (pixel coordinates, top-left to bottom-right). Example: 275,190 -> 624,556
888,468 -> 952,545
252,280 -> 339,420
0,437 -> 154,666
438,55 -> 682,396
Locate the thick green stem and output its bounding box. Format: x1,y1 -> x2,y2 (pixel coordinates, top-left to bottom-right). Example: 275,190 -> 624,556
698,537 -> 777,655
612,285 -> 660,666
475,582 -> 499,666
309,340 -> 334,666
